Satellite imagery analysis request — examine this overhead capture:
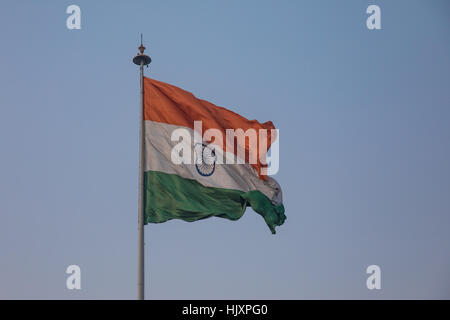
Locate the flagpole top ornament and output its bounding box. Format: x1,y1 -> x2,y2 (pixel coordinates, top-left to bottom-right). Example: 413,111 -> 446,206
133,34 -> 151,66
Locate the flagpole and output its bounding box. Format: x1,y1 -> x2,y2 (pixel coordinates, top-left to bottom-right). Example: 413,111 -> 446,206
133,35 -> 151,300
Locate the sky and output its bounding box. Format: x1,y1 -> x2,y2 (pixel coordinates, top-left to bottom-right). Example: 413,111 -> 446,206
0,0 -> 449,299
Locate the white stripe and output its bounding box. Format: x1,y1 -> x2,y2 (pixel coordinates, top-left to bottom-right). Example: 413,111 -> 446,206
144,120 -> 282,205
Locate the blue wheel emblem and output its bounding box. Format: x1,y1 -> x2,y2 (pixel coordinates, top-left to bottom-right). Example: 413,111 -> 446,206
195,143 -> 216,176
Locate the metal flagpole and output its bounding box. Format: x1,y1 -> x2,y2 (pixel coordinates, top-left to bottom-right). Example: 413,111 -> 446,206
133,35 -> 151,300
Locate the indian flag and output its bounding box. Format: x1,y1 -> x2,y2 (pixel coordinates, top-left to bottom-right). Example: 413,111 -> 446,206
143,77 -> 286,234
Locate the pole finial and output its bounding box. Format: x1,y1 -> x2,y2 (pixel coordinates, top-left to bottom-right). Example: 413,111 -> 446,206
133,33 -> 152,66
138,34 -> 146,55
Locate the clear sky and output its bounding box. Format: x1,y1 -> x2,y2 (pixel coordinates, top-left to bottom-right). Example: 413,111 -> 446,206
0,0 -> 449,299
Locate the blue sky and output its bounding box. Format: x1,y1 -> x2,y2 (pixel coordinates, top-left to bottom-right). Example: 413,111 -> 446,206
0,0 -> 449,299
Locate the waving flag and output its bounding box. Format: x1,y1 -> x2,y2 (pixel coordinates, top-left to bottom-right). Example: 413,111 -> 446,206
143,77 -> 285,233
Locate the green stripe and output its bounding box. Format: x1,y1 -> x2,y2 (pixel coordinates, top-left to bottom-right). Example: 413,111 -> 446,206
144,171 -> 286,234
